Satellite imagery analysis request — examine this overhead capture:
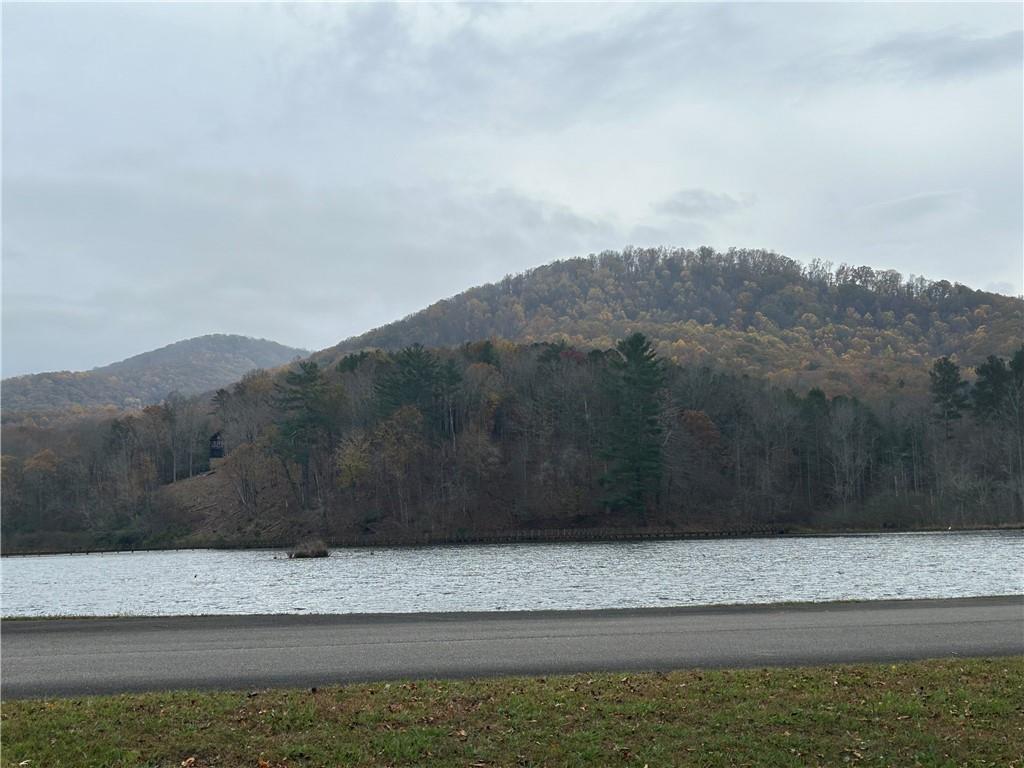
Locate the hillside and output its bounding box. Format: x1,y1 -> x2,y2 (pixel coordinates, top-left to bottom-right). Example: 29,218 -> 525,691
314,247 -> 1023,398
4,333 -> 1021,554
3,247 -> 1022,553
1,334 -> 307,415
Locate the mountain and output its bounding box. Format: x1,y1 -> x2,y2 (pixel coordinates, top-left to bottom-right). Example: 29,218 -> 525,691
3,248 -> 1022,554
1,334 -> 308,415
314,247 -> 1023,398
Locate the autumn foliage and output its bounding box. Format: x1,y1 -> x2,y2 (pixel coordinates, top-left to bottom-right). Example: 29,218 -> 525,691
3,335 -> 1021,553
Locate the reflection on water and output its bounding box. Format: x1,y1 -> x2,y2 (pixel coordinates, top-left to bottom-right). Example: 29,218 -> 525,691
2,530 -> 1021,617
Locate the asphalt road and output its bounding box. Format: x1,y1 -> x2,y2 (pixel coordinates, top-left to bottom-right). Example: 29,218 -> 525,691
3,596 -> 1021,699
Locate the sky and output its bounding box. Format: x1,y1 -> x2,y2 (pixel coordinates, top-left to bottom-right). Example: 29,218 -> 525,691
3,3 -> 1022,377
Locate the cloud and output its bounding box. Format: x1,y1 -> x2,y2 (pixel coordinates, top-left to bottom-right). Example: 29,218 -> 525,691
655,189 -> 752,220
865,29 -> 1023,81
2,3 -> 1021,375
851,190 -> 976,227
1,172 -> 618,376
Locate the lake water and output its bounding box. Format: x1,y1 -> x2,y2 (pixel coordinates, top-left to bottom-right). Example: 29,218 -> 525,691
1,531 -> 1021,617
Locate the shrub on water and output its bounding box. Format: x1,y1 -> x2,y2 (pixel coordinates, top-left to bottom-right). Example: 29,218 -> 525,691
288,539 -> 329,559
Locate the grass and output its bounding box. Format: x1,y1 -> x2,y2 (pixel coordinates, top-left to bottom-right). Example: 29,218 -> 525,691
3,658 -> 1022,767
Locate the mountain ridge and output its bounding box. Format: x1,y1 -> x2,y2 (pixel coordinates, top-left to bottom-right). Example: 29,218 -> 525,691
4,247 -> 1021,415
313,247 -> 1023,397
2,334 -> 308,415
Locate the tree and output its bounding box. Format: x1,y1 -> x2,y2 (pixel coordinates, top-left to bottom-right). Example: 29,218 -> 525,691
214,369 -> 277,450
929,356 -> 968,440
368,406 -> 429,528
23,448 -> 59,519
377,345 -> 437,410
173,394 -> 210,479
973,352 -> 1017,421
972,346 -> 1024,515
274,362 -> 342,511
376,344 -> 454,436
337,351 -> 370,374
826,397 -> 873,514
600,333 -> 666,521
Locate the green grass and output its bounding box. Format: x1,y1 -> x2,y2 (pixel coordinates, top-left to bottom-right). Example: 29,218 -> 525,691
3,658 -> 1022,767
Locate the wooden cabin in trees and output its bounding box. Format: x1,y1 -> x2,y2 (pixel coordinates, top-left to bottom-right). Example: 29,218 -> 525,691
209,432 -> 225,459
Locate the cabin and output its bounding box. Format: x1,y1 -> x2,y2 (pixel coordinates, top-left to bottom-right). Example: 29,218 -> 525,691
209,432 -> 225,459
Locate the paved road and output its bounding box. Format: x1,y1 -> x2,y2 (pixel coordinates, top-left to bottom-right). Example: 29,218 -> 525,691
3,596 -> 1021,699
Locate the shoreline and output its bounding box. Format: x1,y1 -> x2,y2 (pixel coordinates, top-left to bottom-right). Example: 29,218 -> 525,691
3,593 -> 1022,623
3,522 -> 1021,557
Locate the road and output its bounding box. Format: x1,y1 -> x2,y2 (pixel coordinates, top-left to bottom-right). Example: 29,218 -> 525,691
2,596 -> 1021,699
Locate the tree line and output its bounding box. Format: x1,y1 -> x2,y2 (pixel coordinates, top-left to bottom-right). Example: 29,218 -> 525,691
3,336 -> 1021,552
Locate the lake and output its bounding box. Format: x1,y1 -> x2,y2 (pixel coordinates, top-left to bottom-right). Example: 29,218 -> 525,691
1,530 -> 1021,617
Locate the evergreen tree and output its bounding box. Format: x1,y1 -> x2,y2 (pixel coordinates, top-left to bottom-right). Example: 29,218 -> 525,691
973,347 -> 1024,515
376,345 -> 440,417
929,356 -> 968,440
336,351 -> 370,374
601,333 -> 666,521
973,346 -> 1023,423
275,362 -> 329,444
274,361 -> 335,508
375,344 -> 463,441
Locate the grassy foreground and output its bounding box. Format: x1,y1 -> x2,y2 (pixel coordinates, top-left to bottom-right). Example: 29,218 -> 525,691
3,658 -> 1022,767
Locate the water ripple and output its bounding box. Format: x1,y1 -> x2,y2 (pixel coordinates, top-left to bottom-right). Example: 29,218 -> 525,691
1,531 -> 1021,617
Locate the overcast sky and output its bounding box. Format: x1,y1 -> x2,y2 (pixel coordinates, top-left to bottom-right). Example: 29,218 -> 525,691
3,3 -> 1022,377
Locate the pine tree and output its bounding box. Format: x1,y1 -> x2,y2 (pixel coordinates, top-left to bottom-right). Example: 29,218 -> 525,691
973,347 -> 1024,514
973,352 -> 1017,421
376,344 -> 440,419
601,333 -> 666,521
274,361 -> 333,508
929,356 -> 968,440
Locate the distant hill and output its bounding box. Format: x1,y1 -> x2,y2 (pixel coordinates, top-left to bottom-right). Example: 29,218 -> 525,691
1,334 -> 308,415
315,247 -> 1023,397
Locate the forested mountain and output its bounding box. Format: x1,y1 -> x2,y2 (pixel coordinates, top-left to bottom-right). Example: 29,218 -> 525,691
3,248 -> 1021,553
1,335 -> 307,415
4,334 -> 1021,553
315,248 -> 1023,398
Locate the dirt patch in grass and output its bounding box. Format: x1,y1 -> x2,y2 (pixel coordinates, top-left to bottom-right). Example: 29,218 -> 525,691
3,657 -> 1022,767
